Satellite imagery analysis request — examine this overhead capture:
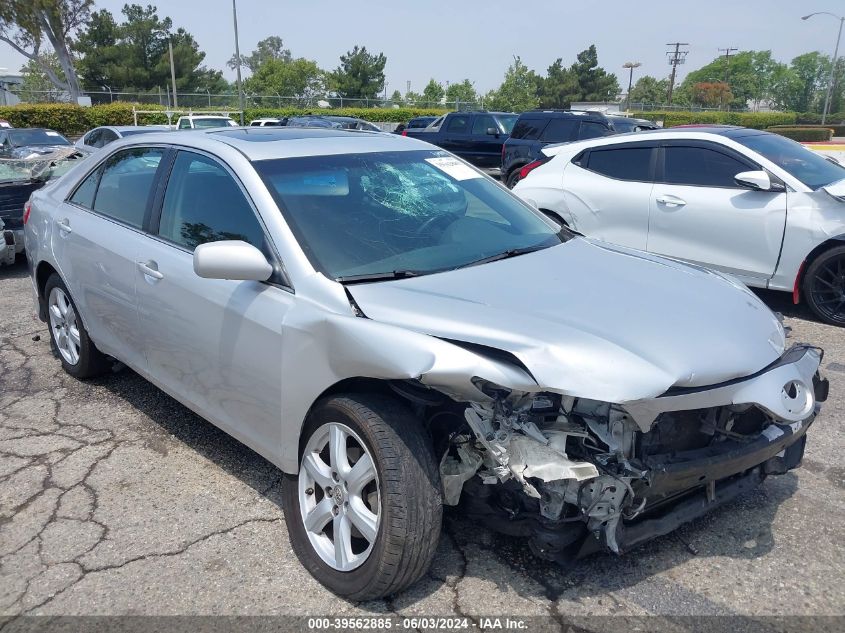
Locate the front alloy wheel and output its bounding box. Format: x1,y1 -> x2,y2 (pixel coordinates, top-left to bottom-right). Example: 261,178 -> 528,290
298,422 -> 380,571
282,395 -> 442,600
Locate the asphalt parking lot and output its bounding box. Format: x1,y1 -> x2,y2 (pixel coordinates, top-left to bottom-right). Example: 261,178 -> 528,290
1,255 -> 844,621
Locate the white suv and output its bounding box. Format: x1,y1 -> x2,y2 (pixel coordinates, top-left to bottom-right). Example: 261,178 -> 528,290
514,126 -> 845,326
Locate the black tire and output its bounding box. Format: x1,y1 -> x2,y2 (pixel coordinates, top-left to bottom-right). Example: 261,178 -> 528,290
803,245 -> 845,326
43,274 -> 111,378
282,394 -> 442,600
505,169 -> 522,189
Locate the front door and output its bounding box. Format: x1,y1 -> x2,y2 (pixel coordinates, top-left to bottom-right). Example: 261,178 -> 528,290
134,149 -> 290,459
647,142 -> 788,281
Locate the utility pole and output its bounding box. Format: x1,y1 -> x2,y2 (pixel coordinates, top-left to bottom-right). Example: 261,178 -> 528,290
666,42 -> 689,105
716,47 -> 737,110
802,12 -> 844,125
232,0 -> 245,124
169,40 -> 178,108
623,62 -> 642,112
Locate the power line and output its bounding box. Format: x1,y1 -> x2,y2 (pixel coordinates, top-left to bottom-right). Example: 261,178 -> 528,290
666,42 -> 689,105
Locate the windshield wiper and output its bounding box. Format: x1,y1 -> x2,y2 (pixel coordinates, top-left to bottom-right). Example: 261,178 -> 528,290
458,244 -> 551,269
336,270 -> 422,284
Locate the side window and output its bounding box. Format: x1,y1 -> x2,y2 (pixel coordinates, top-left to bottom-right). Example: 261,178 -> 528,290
446,116 -> 470,133
99,129 -> 119,146
158,151 -> 266,251
84,129 -> 101,147
178,119 -> 192,130
69,167 -> 102,209
511,119 -> 547,141
92,147 -> 164,228
662,145 -> 752,187
540,119 -> 577,143
586,146 -> 654,182
471,115 -> 496,135
578,121 -> 612,140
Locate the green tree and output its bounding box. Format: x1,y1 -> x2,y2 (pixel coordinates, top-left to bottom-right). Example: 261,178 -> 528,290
0,0 -> 92,101
330,45 -> 386,100
243,57 -> 325,105
421,78 -> 444,107
570,45 -> 619,102
537,46 -> 618,108
389,89 -> 403,104
628,75 -> 669,105
18,53 -> 66,101
445,79 -> 477,106
229,36 -> 290,73
485,56 -> 540,111
537,58 -> 577,108
76,4 -> 224,94
680,50 -> 786,109
790,52 -> 829,113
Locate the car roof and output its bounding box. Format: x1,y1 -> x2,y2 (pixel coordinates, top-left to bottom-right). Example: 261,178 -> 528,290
516,109 -> 608,121
542,127 -> 774,155
116,126 -> 432,161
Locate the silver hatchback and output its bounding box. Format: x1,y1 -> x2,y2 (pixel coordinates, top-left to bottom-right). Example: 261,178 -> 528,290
25,128 -> 828,599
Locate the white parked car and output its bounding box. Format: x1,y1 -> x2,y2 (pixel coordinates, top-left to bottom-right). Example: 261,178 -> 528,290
75,125 -> 171,153
514,126 -> 845,326
249,117 -> 286,126
175,115 -> 238,130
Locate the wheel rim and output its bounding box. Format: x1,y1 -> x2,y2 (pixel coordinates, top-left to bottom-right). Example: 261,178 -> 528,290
809,255 -> 845,324
48,287 -> 81,365
298,422 -> 380,572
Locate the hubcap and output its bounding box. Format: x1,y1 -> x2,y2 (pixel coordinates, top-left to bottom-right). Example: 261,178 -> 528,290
298,422 -> 380,571
48,287 -> 81,365
810,255 -> 845,324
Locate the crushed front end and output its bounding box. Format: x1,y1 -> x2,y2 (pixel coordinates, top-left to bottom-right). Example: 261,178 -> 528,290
431,344 -> 828,561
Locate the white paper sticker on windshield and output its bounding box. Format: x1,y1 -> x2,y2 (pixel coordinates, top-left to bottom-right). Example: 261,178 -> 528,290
45,131 -> 61,136
425,157 -> 481,180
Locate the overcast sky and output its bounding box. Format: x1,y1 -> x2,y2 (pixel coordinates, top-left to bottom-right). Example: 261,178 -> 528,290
1,0 -> 844,94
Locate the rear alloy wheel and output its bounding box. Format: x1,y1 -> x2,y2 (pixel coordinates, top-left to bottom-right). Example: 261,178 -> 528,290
803,245 -> 845,326
282,395 -> 442,600
505,169 -> 522,189
44,274 -> 110,378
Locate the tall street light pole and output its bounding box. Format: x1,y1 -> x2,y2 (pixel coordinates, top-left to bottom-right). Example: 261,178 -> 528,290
232,0 -> 245,124
623,62 -> 641,112
802,11 -> 844,125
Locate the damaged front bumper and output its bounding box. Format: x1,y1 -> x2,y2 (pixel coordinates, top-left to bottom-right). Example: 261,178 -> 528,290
439,344 -> 828,561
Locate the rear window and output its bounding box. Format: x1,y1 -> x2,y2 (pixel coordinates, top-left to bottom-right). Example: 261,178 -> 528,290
586,146 -> 653,181
578,121 -> 612,140
510,119 -> 547,141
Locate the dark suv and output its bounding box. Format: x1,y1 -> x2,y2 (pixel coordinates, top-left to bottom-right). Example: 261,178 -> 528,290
501,111 -> 614,188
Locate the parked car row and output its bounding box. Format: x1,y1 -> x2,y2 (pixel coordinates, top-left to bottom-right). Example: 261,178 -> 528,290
23,124 -> 830,601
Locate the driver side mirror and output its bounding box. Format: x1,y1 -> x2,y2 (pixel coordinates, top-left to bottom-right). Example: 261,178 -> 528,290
734,170 -> 772,191
486,127 -> 499,136
193,240 -> 273,281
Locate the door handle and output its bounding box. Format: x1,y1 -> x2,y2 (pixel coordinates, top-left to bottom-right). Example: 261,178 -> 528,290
56,219 -> 72,233
656,195 -> 687,207
137,261 -> 164,280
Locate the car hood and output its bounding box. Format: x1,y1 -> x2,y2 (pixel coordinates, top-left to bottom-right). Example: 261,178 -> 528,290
347,238 -> 786,403
10,145 -> 70,158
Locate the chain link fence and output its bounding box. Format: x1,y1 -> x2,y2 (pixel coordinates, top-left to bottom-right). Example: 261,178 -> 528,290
8,87 -> 482,111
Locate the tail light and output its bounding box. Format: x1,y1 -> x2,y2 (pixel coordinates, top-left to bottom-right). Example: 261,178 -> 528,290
401,130 -> 408,136
23,201 -> 32,225
519,157 -> 550,180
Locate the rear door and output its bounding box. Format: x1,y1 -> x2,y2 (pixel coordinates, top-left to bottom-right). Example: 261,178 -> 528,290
561,142 -> 657,250
647,140 -> 787,281
53,146 -> 167,369
134,149 -> 289,455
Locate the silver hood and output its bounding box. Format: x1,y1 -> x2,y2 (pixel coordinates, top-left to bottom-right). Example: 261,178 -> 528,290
348,238 -> 786,403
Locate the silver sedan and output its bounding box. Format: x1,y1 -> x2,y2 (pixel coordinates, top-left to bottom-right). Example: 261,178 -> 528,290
24,128 -> 828,599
